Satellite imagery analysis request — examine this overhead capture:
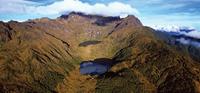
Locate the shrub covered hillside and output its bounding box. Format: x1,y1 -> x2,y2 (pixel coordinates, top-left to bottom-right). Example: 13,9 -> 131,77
0,12 -> 200,93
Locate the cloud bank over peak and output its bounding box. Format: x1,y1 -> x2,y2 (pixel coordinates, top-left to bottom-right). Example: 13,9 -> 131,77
0,0 -> 139,21
36,0 -> 139,17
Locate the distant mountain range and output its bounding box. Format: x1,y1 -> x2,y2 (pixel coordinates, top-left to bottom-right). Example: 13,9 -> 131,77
152,26 -> 200,62
153,26 -> 200,47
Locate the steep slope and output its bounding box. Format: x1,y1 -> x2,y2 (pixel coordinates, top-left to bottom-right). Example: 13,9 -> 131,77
0,12 -> 200,93
97,27 -> 200,93
0,21 -> 78,92
154,29 -> 200,62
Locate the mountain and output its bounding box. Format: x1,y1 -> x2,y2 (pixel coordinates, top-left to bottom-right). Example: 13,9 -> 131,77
153,25 -> 200,41
153,26 -> 200,62
0,12 -> 200,93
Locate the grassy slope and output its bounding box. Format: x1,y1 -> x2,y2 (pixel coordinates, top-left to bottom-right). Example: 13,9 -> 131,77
97,27 -> 200,93
0,21 -> 78,93
0,14 -> 200,93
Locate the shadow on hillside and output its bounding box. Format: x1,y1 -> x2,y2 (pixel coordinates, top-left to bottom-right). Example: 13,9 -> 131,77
79,40 -> 101,47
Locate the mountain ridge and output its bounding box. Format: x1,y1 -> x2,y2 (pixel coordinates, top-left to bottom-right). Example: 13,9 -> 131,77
0,12 -> 200,93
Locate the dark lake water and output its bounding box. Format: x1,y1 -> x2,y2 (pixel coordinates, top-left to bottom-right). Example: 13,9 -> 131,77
80,58 -> 114,75
79,40 -> 101,47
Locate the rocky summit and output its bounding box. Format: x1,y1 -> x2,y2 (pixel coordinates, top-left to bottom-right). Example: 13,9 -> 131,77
0,12 -> 200,93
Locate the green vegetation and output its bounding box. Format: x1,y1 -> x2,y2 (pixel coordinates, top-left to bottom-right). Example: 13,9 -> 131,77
0,13 -> 199,93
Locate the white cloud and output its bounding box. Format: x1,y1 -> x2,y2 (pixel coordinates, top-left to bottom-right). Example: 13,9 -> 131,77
159,3 -> 186,9
141,13 -> 200,30
0,0 -> 40,14
152,25 -> 200,47
176,38 -> 190,45
152,25 -> 200,39
0,0 -> 139,18
183,30 -> 200,39
176,38 -> 200,48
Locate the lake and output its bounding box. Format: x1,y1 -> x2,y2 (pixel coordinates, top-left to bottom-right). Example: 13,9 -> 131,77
80,58 -> 114,75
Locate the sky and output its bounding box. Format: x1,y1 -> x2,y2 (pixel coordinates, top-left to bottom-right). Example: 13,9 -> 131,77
0,0 -> 200,30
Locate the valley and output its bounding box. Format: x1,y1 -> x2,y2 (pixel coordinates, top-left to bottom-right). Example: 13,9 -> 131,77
0,12 -> 200,93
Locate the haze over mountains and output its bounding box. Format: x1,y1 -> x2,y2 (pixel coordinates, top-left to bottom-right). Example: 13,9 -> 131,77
153,26 -> 200,47
0,12 -> 200,93
153,26 -> 200,38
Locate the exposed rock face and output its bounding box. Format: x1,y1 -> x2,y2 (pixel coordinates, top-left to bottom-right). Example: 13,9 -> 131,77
0,12 -> 200,93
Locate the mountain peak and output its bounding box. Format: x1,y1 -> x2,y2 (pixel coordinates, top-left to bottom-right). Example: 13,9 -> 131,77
60,12 -> 121,20
120,15 -> 143,27
59,12 -> 142,27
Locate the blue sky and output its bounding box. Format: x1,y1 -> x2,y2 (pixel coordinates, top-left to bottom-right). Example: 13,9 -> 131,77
0,0 -> 200,30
